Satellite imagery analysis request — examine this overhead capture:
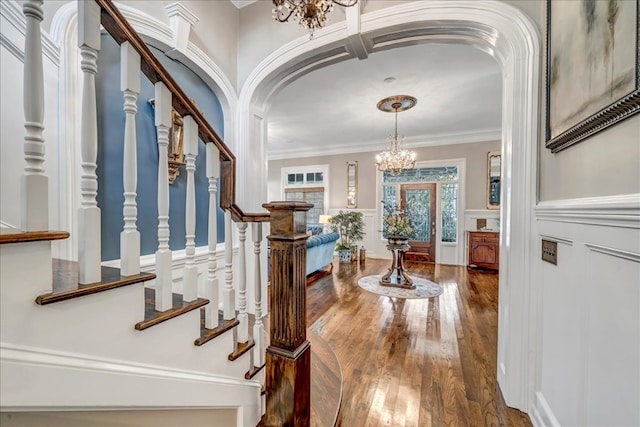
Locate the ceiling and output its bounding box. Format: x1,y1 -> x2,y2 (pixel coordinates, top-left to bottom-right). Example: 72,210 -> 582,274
267,42 -> 503,160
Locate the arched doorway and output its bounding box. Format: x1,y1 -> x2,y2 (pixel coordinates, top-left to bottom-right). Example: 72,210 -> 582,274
238,1 -> 540,412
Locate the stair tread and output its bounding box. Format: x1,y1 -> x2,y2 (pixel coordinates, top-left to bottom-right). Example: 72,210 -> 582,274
245,363 -> 266,379
229,338 -> 255,361
194,309 -> 240,346
135,287 -> 209,331
35,259 -> 155,305
0,230 -> 70,244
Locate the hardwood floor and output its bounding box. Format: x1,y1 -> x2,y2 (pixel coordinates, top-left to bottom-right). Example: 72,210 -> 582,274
306,258 -> 532,427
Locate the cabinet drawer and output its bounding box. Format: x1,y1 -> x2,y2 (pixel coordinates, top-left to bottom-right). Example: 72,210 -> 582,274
469,232 -> 498,243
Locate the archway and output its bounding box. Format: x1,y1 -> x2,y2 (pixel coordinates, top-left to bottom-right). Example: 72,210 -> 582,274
237,0 -> 540,412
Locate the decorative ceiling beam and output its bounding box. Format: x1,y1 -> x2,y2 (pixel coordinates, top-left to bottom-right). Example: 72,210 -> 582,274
345,2 -> 369,60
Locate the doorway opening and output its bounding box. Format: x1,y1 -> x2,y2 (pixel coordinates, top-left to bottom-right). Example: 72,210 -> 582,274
380,161 -> 463,265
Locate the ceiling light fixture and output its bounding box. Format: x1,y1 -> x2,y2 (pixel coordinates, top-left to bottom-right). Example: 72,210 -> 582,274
375,95 -> 418,175
272,0 -> 358,38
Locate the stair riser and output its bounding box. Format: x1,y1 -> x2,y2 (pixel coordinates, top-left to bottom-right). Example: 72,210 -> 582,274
0,241 -> 52,297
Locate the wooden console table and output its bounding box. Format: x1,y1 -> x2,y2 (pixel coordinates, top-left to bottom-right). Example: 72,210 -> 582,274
467,231 -> 499,271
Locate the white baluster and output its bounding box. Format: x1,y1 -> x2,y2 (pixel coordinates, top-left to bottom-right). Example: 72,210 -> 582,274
182,116 -> 198,302
119,42 -> 140,276
205,144 -> 220,329
78,0 -> 101,284
224,211 -> 235,320
252,223 -> 265,366
21,0 -> 47,232
154,82 -> 172,311
237,222 -> 248,343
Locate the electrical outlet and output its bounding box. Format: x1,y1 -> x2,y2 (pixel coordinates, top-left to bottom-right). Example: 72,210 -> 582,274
541,239 -> 557,265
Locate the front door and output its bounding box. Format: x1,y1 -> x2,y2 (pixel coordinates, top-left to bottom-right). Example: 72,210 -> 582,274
400,183 -> 437,262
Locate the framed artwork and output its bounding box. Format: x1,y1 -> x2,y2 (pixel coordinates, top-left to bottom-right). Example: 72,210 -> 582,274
546,0 -> 640,152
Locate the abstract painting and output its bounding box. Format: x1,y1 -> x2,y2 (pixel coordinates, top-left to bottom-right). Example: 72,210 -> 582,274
546,0 -> 639,152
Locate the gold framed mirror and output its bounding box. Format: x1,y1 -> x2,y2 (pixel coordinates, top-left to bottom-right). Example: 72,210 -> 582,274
347,161 -> 357,208
487,152 -> 501,210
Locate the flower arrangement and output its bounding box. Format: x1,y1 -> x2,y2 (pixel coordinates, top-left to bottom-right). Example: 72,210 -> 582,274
381,200 -> 414,239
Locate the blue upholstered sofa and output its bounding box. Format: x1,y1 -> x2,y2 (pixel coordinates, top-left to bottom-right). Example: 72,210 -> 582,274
306,232 -> 339,275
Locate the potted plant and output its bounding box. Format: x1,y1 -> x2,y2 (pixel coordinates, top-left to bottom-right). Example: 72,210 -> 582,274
329,211 -> 365,263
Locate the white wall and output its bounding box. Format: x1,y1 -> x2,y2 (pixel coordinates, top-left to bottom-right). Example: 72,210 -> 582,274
268,140 -> 500,210
532,195 -> 640,427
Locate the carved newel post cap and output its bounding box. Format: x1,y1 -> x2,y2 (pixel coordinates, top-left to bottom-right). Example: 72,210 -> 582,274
263,201 -> 313,238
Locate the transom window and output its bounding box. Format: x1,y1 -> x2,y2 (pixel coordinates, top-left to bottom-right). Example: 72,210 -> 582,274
281,165 -> 329,226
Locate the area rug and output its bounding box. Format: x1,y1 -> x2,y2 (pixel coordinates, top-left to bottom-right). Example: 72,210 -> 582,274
358,275 -> 443,299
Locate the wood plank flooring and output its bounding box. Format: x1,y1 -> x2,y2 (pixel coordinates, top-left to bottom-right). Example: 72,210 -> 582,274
306,258 -> 532,427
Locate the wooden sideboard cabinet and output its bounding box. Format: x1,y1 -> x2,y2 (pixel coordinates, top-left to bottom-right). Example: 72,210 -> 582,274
467,231 -> 499,271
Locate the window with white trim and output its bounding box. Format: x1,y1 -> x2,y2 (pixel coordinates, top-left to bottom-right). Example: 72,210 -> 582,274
281,165 -> 329,225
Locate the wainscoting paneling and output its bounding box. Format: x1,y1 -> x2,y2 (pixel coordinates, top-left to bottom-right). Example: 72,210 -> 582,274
533,194 -> 640,427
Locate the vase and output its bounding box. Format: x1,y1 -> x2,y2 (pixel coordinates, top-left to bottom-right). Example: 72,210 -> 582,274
338,249 -> 352,263
387,236 -> 409,246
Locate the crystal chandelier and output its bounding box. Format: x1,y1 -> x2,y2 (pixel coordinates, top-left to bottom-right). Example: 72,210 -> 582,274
375,95 -> 417,175
272,0 -> 358,37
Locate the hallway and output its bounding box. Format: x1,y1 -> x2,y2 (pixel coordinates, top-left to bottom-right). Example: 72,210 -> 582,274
306,258 -> 532,427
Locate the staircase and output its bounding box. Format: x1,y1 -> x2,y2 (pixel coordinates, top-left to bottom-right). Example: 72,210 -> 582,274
1,1 -> 343,425
0,1 -> 271,425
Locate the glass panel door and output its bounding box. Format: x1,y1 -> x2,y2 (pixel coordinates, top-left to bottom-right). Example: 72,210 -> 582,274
400,183 -> 437,262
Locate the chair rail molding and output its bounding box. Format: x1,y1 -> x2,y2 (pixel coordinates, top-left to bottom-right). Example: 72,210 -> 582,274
535,194 -> 640,228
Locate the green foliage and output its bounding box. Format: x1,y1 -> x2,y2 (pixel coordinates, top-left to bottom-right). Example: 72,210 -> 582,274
381,200 -> 414,239
329,211 -> 365,249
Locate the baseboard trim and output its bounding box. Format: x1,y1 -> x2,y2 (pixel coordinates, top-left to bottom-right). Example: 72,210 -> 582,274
530,392 -> 561,427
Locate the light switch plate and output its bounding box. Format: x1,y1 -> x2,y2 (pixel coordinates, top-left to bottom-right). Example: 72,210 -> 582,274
541,239 -> 557,265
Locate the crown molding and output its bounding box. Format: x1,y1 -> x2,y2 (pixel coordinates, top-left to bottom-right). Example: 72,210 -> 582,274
268,128 -> 502,160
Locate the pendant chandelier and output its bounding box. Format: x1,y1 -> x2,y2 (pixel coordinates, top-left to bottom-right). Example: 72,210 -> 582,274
272,0 -> 358,37
375,95 -> 417,175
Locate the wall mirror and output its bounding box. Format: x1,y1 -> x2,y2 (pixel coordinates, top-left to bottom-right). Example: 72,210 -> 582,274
347,161 -> 357,208
487,152 -> 501,210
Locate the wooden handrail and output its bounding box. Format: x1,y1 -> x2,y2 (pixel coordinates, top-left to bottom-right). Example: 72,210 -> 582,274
95,0 -> 268,222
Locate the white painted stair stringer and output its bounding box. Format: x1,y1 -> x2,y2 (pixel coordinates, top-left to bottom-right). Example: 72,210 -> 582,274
0,242 -> 260,420
0,342 -> 261,426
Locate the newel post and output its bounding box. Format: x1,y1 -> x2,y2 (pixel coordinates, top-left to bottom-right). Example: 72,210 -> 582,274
262,201 -> 313,427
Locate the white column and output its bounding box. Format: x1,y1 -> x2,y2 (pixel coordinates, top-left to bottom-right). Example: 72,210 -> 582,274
252,223 -> 265,366
182,116 -> 198,302
119,42 -> 140,276
223,211 -> 235,320
154,82 -> 173,311
78,0 -> 101,284
237,222 -> 248,342
205,144 -> 220,329
21,0 -> 47,232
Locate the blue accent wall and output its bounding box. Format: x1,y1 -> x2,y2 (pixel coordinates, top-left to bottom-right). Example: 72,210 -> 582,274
97,35 -> 225,261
